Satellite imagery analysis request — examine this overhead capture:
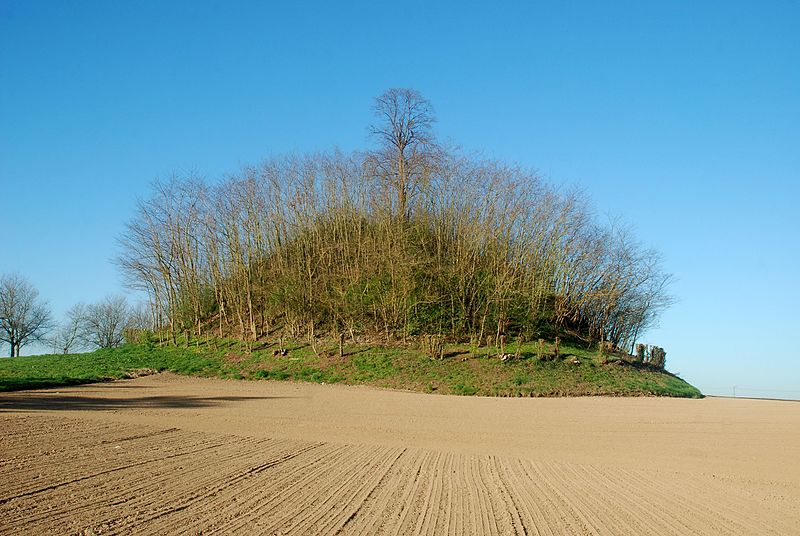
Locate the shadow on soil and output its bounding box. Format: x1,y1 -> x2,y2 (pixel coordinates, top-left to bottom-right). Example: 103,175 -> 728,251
0,393 -> 295,412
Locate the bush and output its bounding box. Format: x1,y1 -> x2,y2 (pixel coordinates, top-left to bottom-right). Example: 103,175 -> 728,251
422,334 -> 445,360
537,339 -> 546,360
634,343 -> 646,364
649,346 -> 666,369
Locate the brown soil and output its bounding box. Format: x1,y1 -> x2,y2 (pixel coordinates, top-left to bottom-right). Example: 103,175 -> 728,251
1,373 -> 798,535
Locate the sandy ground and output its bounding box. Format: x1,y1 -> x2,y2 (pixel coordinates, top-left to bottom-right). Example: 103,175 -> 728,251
1,373 -> 798,535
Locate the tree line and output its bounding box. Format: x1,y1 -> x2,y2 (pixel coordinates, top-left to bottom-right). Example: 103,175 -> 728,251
117,89 -> 673,352
0,273 -> 138,357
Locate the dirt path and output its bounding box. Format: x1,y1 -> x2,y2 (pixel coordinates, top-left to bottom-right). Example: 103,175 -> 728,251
1,373 -> 798,535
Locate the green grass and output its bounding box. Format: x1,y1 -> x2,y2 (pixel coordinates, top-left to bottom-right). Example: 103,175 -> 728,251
0,339 -> 703,398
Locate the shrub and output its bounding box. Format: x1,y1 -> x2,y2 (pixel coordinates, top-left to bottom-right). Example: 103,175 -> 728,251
634,343 -> 646,364
537,338 -> 546,360
422,334 -> 445,360
650,346 -> 666,369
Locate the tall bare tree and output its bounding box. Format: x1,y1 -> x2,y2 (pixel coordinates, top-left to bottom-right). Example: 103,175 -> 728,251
369,88 -> 438,220
0,273 -> 52,357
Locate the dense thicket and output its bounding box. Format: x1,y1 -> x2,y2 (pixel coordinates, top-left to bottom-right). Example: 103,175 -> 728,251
118,89 -> 672,351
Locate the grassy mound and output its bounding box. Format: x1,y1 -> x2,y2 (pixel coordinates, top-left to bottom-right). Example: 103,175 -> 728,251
0,340 -> 701,398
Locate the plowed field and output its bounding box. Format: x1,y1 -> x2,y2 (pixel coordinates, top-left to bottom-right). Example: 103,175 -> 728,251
1,374 -> 798,535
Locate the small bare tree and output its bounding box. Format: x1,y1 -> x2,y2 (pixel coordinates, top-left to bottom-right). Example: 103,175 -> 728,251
79,296 -> 131,349
0,273 -> 52,357
122,302 -> 153,344
50,303 -> 86,354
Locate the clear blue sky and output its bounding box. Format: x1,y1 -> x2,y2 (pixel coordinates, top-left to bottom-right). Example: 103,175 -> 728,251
1,0 -> 798,398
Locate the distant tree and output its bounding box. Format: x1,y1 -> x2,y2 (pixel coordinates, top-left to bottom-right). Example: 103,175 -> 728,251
79,295 -> 131,349
50,303 -> 86,354
0,273 -> 53,357
121,302 -> 155,344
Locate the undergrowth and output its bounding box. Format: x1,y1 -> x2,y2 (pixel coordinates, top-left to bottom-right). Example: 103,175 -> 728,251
0,338 -> 702,398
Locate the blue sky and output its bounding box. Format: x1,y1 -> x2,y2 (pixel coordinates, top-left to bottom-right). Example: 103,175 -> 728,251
1,0 -> 798,398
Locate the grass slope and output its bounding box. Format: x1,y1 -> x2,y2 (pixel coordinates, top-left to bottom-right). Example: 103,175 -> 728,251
0,340 -> 702,398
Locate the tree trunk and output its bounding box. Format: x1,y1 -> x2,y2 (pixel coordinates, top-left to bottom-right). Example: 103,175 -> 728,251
397,154 -> 407,221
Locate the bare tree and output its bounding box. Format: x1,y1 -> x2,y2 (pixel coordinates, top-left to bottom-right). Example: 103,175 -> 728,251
79,295 -> 131,349
0,273 -> 53,357
369,88 -> 438,220
120,302 -> 156,345
50,303 -> 86,354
